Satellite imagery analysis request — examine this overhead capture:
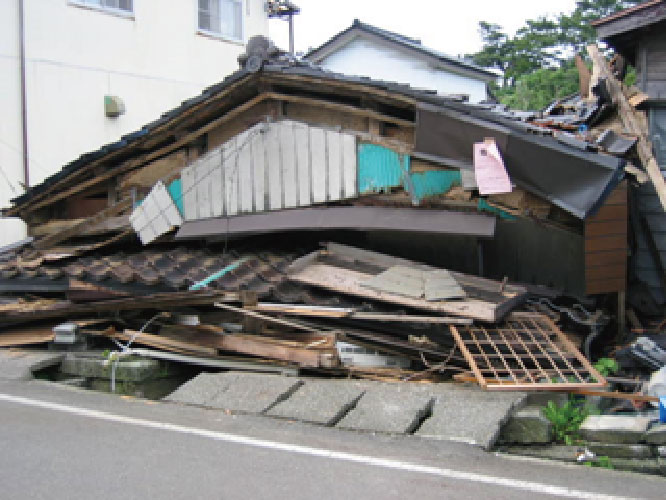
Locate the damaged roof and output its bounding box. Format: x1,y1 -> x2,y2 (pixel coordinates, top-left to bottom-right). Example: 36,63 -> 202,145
0,246 -> 294,297
9,49 -> 625,220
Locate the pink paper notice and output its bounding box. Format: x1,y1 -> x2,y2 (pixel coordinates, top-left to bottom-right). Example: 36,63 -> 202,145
473,140 -> 512,195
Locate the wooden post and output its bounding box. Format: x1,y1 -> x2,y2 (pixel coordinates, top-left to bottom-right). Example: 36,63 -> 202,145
587,44 -> 666,212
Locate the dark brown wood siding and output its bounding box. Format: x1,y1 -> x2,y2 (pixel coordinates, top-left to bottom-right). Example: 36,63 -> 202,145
585,182 -> 628,295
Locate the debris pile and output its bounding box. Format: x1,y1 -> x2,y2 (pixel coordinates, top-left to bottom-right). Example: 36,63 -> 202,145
0,35 -> 663,405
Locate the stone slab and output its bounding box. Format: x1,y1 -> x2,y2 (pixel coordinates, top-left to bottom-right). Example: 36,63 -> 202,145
206,372 -> 302,414
164,373 -> 229,406
60,354 -> 161,381
645,424 -> 666,445
503,445 -> 580,462
0,349 -> 64,381
417,389 -> 525,449
500,405 -> 552,444
337,383 -> 433,434
587,443 -> 655,459
523,392 -> 569,407
580,415 -> 652,444
607,458 -> 662,475
267,379 -> 368,426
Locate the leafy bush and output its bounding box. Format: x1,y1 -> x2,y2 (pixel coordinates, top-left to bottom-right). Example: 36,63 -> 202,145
543,399 -> 589,445
593,358 -> 619,377
584,455 -> 614,469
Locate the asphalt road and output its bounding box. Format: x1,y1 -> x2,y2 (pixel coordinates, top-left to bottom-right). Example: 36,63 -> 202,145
0,379 -> 664,500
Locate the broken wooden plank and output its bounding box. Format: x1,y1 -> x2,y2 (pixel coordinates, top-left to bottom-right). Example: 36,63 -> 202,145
0,325 -> 55,347
0,291 -> 239,325
214,302 -> 323,334
588,44 -> 666,211
288,262 -> 505,322
155,324 -> 339,368
250,303 -> 473,324
34,198 -> 133,250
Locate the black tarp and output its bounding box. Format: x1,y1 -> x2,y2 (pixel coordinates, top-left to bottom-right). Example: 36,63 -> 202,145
414,103 -> 625,219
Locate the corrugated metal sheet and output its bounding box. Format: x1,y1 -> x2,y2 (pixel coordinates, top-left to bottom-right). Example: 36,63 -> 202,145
358,143 -> 407,193
181,120 -> 357,220
358,143 -> 462,203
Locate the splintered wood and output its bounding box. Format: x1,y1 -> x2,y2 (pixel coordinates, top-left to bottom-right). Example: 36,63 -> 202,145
449,312 -> 606,391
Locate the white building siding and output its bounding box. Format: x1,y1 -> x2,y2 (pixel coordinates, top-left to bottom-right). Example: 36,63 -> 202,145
0,0 -> 268,245
181,120 -> 358,220
318,37 -> 488,104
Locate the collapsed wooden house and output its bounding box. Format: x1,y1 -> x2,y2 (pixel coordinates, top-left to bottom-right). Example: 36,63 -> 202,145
1,36 -> 657,390
3,39 -> 632,300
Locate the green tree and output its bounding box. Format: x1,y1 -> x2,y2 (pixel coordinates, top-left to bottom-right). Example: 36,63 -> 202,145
470,0 -> 643,109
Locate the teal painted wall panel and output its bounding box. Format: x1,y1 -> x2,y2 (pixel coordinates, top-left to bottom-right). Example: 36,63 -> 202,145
358,143 -> 407,194
358,143 -> 468,203
408,170 -> 461,201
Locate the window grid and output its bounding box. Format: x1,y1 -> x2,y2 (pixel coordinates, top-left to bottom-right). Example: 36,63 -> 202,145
198,0 -> 243,42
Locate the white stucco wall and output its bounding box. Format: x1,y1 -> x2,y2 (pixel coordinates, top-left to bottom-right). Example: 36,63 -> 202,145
0,0 -> 268,245
318,36 -> 488,104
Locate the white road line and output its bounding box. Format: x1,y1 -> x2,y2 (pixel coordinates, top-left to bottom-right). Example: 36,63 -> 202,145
0,393 -> 634,500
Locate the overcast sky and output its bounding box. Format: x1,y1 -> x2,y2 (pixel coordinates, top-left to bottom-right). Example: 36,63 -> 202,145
268,0 -> 577,57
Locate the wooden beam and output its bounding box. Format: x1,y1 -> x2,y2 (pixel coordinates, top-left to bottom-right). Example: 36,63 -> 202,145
214,302 -> 324,334
250,303 -> 473,324
588,44 -> 666,211
30,215 -> 129,238
33,198 -> 132,249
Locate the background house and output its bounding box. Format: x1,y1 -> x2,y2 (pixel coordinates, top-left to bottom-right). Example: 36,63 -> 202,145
593,0 -> 666,306
304,20 -> 497,104
0,0 -> 270,245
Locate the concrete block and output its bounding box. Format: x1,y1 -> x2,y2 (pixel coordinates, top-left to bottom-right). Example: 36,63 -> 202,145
337,384 -> 433,434
164,373 -> 228,405
417,389 -> 525,449
658,446 -> 666,458
645,424 -> 666,445
0,349 -> 64,381
60,354 -> 161,381
580,415 -> 652,444
206,372 -> 302,414
267,379 -> 368,425
607,458 -> 662,475
524,392 -> 569,407
587,443 -> 655,459
500,406 -> 553,444
503,444 -> 580,462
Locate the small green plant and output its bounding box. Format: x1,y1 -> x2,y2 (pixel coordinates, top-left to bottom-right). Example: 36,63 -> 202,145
584,455 -> 614,469
543,399 -> 589,445
102,349 -> 111,359
593,358 -> 619,377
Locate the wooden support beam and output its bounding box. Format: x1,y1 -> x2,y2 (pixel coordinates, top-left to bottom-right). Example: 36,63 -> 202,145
588,44 -> 666,211
33,198 -> 132,249
250,303 -> 473,324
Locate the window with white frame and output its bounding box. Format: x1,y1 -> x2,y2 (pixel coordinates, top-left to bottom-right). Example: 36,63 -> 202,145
75,0 -> 133,13
198,0 -> 243,41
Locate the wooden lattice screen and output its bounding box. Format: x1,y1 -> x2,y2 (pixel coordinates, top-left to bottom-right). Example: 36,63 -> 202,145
450,312 -> 606,391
